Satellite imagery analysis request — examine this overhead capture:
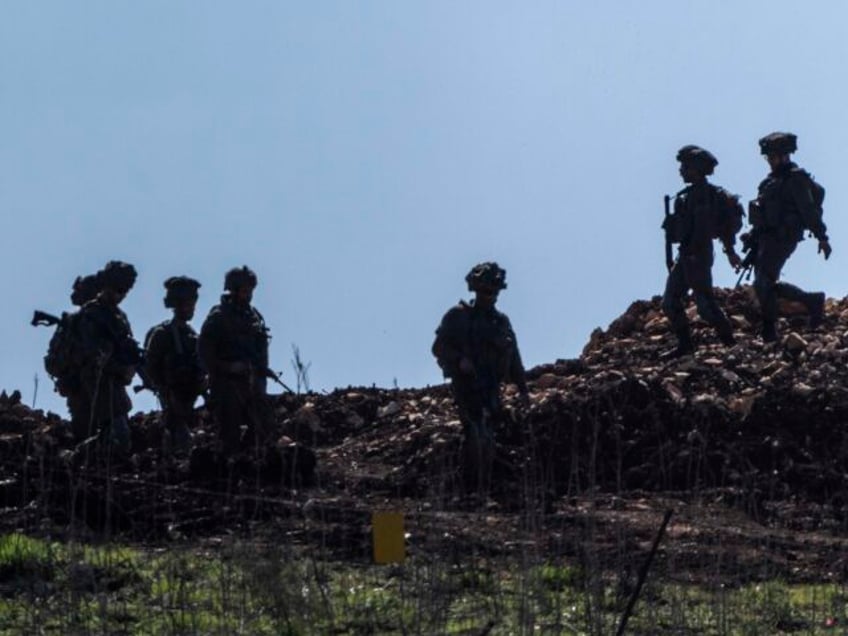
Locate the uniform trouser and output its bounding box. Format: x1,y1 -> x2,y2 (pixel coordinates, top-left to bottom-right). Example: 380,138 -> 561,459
210,378 -> 271,455
161,391 -> 195,452
67,390 -> 93,442
662,254 -> 733,340
451,377 -> 501,495
753,234 -> 809,323
79,375 -> 132,454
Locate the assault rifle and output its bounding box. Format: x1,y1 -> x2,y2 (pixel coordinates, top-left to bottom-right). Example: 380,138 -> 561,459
262,366 -> 294,393
735,230 -> 759,288
31,310 -> 65,328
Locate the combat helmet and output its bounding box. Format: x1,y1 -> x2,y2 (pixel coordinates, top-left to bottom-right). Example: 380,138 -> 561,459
163,276 -> 201,308
759,132 -> 797,156
465,262 -> 507,292
70,274 -> 100,306
224,266 -> 258,292
676,145 -> 718,175
97,261 -> 137,293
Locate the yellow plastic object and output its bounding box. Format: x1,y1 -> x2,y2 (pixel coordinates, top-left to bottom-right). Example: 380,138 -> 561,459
372,511 -> 405,564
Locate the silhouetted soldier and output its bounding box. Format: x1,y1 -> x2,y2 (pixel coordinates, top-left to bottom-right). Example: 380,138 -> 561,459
39,274 -> 101,441
432,262 -> 529,495
144,276 -> 205,454
77,261 -> 141,454
198,266 -> 274,455
748,132 -> 831,342
661,145 -> 742,358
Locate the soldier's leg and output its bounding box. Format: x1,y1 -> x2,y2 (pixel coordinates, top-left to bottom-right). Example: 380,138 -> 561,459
101,414 -> 131,456
211,380 -> 245,454
754,236 -> 796,341
688,263 -> 735,346
451,380 -> 489,494
661,263 -> 694,355
163,393 -> 194,454
67,391 -> 94,442
764,239 -> 825,327
243,393 -> 275,456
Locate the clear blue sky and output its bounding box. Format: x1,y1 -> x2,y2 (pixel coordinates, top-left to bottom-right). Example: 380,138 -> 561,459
3,2 -> 846,415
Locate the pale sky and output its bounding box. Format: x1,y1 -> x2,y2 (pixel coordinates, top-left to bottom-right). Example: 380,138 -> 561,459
3,2 -> 846,415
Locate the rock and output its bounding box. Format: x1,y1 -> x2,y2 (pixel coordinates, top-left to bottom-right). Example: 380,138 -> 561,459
784,332 -> 808,353
729,394 -> 757,418
792,383 -> 815,397
644,317 -> 669,334
378,401 -> 402,418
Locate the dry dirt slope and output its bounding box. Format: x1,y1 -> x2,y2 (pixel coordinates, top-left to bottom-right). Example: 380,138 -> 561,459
3,286 -> 848,583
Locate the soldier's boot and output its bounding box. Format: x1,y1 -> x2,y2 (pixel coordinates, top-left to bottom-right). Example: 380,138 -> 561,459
761,320 -> 778,343
660,330 -> 695,360
806,292 -> 826,329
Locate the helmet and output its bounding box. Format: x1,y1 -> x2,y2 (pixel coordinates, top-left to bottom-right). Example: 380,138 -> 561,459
70,274 -> 100,306
97,261 -> 137,294
759,132 -> 797,155
224,266 -> 258,292
465,262 -> 507,292
163,276 -> 201,308
676,145 -> 718,175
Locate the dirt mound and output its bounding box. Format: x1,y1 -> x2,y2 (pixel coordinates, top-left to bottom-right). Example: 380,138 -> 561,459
3,288 -> 848,581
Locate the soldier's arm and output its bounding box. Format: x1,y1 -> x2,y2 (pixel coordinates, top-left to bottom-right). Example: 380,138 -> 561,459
502,316 -> 529,395
788,173 -> 828,241
431,307 -> 467,377
197,314 -> 224,374
144,328 -> 168,390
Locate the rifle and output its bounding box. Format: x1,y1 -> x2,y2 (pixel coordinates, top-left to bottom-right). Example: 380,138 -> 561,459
262,366 -> 294,393
31,310 -> 64,328
735,230 -> 759,288
663,194 -> 674,272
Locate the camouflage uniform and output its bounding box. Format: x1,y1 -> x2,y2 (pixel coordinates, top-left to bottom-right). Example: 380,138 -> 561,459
749,133 -> 830,341
144,277 -> 205,453
198,267 -> 273,454
432,262 -> 528,493
662,146 -> 741,355
76,262 -> 140,453
41,274 -> 101,441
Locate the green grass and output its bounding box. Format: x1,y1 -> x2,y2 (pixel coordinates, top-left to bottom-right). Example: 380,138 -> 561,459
0,532 -> 846,634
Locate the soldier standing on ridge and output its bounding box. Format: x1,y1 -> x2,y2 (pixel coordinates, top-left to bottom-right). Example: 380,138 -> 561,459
38,274 -> 101,441
144,276 -> 205,454
198,266 -> 274,455
661,145 -> 743,359
432,262 -> 529,495
746,132 -> 832,342
77,261 -> 141,454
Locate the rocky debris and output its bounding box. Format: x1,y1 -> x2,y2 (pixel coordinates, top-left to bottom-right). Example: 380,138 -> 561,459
2,287 -> 848,547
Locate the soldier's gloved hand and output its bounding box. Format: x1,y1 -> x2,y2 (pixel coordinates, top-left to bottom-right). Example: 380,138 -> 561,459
818,238 -> 832,260
458,357 -> 475,375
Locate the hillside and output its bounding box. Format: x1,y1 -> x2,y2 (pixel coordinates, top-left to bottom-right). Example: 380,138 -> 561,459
3,287 -> 848,584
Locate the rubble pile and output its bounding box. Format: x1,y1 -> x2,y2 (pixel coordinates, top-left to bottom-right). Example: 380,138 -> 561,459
2,287 -> 848,541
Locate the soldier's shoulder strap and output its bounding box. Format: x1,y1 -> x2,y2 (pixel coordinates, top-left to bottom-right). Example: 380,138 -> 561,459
143,320 -> 170,350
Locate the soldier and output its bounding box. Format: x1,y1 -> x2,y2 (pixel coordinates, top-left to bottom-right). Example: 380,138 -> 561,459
747,132 -> 832,342
76,261 -> 141,454
661,145 -> 743,358
198,266 -> 274,455
432,262 -> 529,495
40,274 -> 101,441
144,277 -> 205,454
